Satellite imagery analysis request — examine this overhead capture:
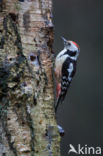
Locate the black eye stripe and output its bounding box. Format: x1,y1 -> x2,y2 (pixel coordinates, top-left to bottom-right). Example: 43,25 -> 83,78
69,51 -> 76,56
59,50 -> 77,58
66,50 -> 76,56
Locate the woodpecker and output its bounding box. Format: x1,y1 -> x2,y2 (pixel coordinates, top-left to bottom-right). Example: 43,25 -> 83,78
55,37 -> 80,112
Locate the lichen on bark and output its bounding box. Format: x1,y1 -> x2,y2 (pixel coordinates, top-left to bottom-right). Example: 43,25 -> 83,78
0,0 -> 61,156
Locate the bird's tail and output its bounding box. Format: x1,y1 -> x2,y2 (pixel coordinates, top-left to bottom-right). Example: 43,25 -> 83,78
55,81 -> 71,112
55,91 -> 67,112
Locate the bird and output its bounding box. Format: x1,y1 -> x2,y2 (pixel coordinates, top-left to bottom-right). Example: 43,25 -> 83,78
55,37 -> 80,112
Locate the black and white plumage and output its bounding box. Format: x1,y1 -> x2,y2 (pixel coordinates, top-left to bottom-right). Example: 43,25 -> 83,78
55,37 -> 80,112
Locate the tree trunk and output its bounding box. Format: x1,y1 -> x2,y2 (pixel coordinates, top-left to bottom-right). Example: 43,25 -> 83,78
0,0 -> 60,155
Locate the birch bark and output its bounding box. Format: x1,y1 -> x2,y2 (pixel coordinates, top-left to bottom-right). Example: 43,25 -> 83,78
0,0 -> 60,155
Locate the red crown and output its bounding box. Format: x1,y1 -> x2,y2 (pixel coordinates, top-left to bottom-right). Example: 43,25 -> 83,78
72,41 -> 79,48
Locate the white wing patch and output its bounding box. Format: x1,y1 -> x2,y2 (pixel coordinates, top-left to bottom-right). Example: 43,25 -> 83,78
67,63 -> 73,81
68,77 -> 72,81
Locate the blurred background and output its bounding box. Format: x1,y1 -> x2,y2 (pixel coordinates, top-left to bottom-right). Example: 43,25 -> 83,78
53,0 -> 103,155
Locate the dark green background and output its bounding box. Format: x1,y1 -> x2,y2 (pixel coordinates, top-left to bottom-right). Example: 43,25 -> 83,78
53,0 -> 103,155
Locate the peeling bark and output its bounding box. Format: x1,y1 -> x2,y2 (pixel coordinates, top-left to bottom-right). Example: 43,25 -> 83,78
0,0 -> 60,155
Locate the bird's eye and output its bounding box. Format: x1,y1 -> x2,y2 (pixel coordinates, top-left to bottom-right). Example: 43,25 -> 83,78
68,42 -> 71,46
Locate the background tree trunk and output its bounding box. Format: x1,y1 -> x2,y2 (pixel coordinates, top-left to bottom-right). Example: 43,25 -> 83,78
0,0 -> 60,155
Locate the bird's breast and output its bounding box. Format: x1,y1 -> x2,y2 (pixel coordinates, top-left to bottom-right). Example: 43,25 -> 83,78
55,55 -> 68,80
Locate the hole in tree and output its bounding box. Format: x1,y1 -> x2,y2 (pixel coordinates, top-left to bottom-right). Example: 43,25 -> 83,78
0,30 -> 3,33
9,58 -> 13,61
30,55 -> 36,61
9,13 -> 18,22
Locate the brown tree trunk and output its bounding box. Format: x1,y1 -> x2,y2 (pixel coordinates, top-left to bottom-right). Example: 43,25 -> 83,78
0,0 -> 60,155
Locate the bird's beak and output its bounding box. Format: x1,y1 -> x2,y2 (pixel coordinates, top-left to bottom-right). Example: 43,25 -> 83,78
61,36 -> 68,46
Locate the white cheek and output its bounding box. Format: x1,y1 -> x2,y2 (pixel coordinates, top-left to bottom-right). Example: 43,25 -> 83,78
69,45 -> 78,51
66,41 -> 78,52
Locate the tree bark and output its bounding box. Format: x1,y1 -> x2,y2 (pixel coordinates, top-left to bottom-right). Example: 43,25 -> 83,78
0,0 -> 60,155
